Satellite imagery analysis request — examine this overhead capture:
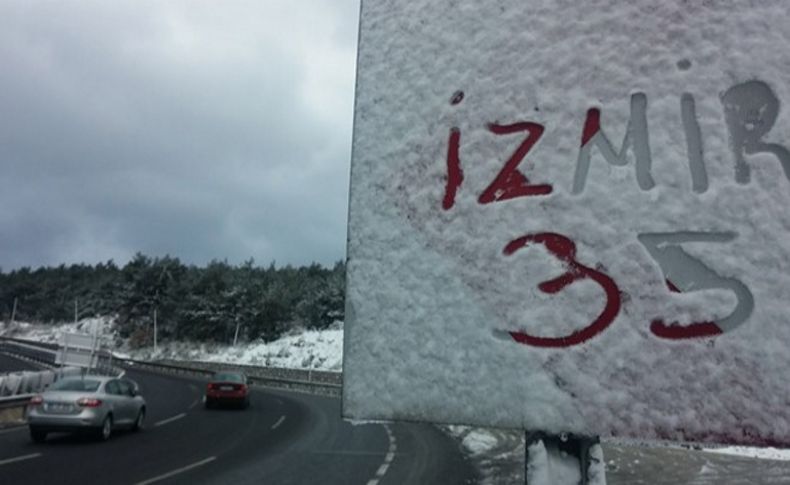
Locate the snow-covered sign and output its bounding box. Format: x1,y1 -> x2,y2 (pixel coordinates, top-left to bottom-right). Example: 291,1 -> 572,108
343,0 -> 790,447
56,332 -> 99,368
59,332 -> 95,351
55,349 -> 94,368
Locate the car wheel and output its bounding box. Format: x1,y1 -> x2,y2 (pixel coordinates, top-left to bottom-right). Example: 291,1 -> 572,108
97,415 -> 113,441
243,397 -> 250,409
204,398 -> 213,410
29,428 -> 47,443
132,408 -> 145,431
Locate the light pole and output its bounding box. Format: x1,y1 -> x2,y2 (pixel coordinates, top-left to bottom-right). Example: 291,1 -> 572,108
10,297 -> 17,323
153,305 -> 158,354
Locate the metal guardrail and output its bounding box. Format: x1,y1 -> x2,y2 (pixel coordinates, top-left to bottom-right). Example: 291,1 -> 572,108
157,359 -> 342,385
0,337 -> 118,376
0,339 -> 83,425
0,336 -> 59,351
0,367 -> 84,399
1,337 -> 343,399
0,340 -> 58,366
0,394 -> 34,410
126,359 -> 342,397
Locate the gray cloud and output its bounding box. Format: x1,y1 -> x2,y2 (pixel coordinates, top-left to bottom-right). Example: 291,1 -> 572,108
0,0 -> 359,270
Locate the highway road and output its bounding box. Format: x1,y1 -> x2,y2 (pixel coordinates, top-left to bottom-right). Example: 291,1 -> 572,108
0,352 -> 47,373
0,361 -> 478,485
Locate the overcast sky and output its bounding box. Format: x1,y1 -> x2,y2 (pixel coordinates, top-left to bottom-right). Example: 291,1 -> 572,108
0,1 -> 359,271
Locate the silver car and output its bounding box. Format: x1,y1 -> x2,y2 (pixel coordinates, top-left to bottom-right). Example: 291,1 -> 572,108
27,375 -> 146,443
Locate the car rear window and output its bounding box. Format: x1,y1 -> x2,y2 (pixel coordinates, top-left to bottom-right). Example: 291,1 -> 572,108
50,378 -> 101,392
212,373 -> 243,383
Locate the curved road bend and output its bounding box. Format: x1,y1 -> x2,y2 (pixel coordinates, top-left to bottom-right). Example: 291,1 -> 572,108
0,353 -> 48,373
0,362 -> 478,485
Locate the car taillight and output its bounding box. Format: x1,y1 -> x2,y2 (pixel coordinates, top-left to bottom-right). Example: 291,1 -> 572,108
207,383 -> 215,391
76,398 -> 102,407
29,395 -> 43,406
239,384 -> 248,393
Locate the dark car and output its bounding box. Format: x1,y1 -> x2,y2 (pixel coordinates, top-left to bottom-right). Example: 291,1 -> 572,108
204,371 -> 249,409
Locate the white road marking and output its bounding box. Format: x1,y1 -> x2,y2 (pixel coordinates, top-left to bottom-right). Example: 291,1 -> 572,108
188,398 -> 199,410
271,415 -> 285,430
365,424 -> 397,485
153,413 -> 186,427
309,450 -> 399,456
0,426 -> 25,436
134,456 -> 216,485
0,453 -> 41,466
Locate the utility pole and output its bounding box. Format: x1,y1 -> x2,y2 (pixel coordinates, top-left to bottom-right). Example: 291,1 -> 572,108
153,307 -> 158,354
61,333 -> 69,369
88,322 -> 99,373
10,297 -> 17,323
233,319 -> 241,346
74,299 -> 78,324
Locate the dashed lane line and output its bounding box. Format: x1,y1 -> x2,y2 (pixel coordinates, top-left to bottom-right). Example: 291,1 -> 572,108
134,456 -> 216,485
0,453 -> 41,466
375,463 -> 390,477
153,413 -> 186,427
271,415 -> 286,430
308,450 -> 401,457
365,424 -> 397,485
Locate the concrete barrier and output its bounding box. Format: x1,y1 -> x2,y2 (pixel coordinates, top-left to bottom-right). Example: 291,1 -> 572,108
2,374 -> 21,396
0,365 -> 83,425
0,404 -> 26,426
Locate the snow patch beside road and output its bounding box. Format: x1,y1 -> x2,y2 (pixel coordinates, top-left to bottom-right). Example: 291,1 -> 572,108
124,323 -> 344,371
705,446 -> 790,461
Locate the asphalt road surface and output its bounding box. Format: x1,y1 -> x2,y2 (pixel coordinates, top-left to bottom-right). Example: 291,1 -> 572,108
0,362 -> 477,485
0,353 -> 46,373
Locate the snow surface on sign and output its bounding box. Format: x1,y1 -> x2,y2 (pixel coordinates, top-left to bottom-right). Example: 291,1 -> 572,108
343,0 -> 790,446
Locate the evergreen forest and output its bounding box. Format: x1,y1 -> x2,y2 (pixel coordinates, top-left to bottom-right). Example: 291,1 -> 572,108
0,254 -> 345,348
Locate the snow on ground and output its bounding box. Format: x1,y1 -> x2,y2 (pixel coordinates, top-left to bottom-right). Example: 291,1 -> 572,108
704,446 -> 790,461
446,425 -> 505,456
0,318 -> 343,371
460,428 -> 500,455
0,317 -> 117,346
123,323 -> 344,371
198,325 -> 343,370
